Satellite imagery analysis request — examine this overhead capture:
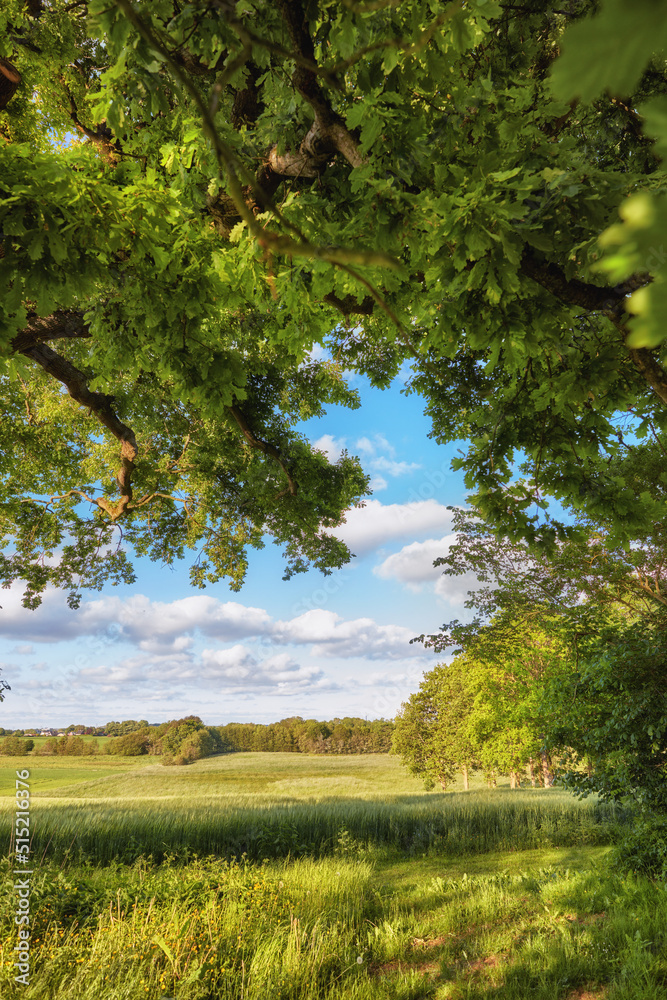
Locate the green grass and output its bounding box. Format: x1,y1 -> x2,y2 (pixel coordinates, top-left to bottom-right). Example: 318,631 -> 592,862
0,753 -> 662,999
0,753 -> 621,864
0,755 -> 155,796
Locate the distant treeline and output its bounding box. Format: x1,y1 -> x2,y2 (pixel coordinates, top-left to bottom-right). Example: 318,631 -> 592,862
216,718 -> 394,754
0,716 -> 394,763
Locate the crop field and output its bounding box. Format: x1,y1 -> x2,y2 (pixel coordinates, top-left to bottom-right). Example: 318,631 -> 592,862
1,752 -> 665,999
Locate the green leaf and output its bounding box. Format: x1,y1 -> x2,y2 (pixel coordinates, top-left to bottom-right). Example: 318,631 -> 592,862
550,0 -> 667,103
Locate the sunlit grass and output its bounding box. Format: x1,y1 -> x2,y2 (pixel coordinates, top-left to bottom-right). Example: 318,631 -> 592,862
0,753 -> 660,999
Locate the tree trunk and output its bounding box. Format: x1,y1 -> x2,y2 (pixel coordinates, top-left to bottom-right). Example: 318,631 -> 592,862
540,750 -> 554,787
510,771 -> 516,789
462,764 -> 469,791
528,758 -> 536,787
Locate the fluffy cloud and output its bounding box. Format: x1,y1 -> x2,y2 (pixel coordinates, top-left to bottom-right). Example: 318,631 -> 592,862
200,647 -> 326,688
330,499 -> 454,555
273,609 -> 429,660
0,583 -> 434,667
374,535 -> 484,605
312,432 -> 420,484
311,434 -> 347,462
373,536 -> 454,589
0,590 -> 272,650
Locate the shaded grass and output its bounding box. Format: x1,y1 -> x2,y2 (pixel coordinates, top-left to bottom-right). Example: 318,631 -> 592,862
1,850 -> 666,999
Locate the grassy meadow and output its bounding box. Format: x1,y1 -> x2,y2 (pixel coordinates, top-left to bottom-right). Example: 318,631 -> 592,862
0,752 -> 665,999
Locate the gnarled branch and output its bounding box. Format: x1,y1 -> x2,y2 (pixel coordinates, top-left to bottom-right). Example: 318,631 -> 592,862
519,249 -> 667,406
11,310 -> 91,354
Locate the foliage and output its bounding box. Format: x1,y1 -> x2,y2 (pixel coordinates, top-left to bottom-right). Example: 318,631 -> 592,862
103,730 -> 151,756
410,498 -> 667,870
0,735 -> 33,754
2,0 -> 667,607
392,661 -> 475,790
397,614 -> 570,788
103,719 -> 149,737
217,716 -> 394,754
35,734 -> 98,756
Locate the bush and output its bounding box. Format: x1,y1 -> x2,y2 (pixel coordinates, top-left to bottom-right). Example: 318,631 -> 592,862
612,815 -> 667,880
0,736 -> 34,755
36,735 -> 97,756
105,730 -> 151,756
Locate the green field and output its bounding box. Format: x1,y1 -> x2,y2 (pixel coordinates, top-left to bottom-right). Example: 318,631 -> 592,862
0,752 -> 664,999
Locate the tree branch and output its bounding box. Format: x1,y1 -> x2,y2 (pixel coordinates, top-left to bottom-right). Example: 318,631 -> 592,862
17,340 -> 138,520
11,310 -> 91,354
0,58 -> 21,110
519,249 -> 667,406
323,292 -> 375,316
277,0 -> 365,169
227,403 -> 298,496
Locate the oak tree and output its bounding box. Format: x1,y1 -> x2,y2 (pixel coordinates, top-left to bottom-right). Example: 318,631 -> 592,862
2,0 -> 667,607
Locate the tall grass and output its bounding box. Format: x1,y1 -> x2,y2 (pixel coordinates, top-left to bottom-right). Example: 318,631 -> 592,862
0,754 -> 659,999
3,789 -> 623,865
2,849 -> 667,999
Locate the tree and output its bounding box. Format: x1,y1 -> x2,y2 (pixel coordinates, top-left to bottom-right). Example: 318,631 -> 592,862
3,1 -> 667,607
105,729 -> 151,756
393,660 -> 476,790
0,735 -> 34,755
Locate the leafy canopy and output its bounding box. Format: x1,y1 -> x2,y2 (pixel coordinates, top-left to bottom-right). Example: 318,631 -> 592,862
2,0 -> 667,606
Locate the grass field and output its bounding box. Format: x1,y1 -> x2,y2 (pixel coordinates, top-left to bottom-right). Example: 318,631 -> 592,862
0,752 -> 664,999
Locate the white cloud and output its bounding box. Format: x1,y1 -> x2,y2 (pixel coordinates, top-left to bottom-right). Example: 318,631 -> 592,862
371,456 -> 421,477
312,434 -> 347,462
374,536 -> 454,590
12,645 -> 34,655
355,433 -> 395,457
368,475 -> 388,492
330,499 -> 454,555
273,609 -> 430,660
0,590 -> 272,649
201,646 -> 326,688
351,434 -> 420,480
374,535 -> 485,606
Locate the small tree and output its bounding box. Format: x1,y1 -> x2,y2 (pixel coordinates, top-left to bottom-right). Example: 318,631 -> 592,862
0,736 -> 34,755
392,662 -> 474,791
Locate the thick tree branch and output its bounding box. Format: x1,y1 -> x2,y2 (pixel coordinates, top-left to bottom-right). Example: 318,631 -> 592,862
519,249 -> 667,405
64,85 -> 120,164
17,340 -> 138,520
519,248 -> 640,314
114,0 -> 399,276
323,292 -> 375,316
626,347 -> 667,407
277,0 -> 364,169
227,403 -> 298,496
0,58 -> 21,110
11,310 -> 91,354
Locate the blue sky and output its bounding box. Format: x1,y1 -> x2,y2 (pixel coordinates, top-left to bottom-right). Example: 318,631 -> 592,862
0,364 -> 481,730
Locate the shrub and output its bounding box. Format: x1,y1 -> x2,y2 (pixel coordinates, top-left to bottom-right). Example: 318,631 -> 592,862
105,730 -> 151,756
0,736 -> 34,755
